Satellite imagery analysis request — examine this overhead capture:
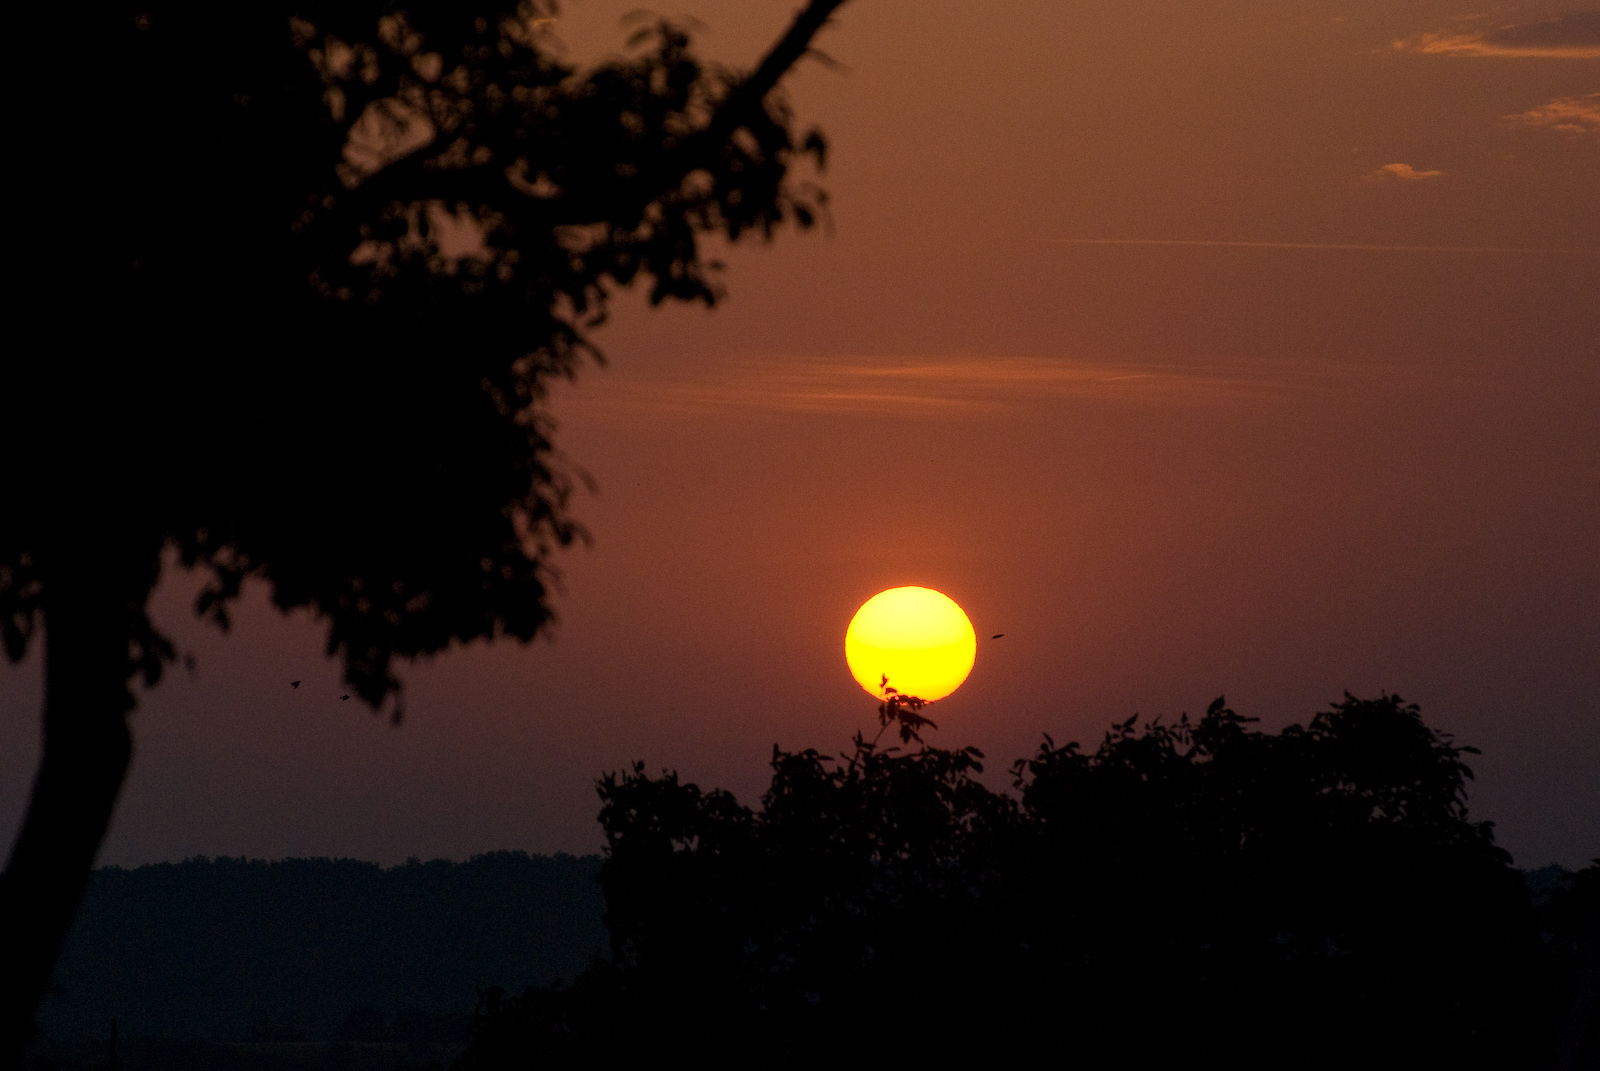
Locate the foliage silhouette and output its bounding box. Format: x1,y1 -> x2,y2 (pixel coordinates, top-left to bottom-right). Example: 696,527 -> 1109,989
0,0 -> 849,1058
462,695 -> 1571,1070
873,678 -> 937,744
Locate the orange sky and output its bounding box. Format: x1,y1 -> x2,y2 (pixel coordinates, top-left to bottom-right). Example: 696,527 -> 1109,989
3,0 -> 1596,866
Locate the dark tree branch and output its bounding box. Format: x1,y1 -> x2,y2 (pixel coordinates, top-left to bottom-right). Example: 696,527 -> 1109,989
338,0 -> 848,247
707,0 -> 850,145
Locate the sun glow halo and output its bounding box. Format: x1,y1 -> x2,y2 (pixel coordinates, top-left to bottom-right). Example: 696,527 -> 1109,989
845,586 -> 977,702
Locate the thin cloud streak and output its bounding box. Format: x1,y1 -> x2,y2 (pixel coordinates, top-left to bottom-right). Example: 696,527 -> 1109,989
575,356 -> 1338,419
1045,239 -> 1599,254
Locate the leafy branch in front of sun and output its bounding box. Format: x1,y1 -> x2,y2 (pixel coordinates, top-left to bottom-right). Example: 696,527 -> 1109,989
868,674 -> 938,747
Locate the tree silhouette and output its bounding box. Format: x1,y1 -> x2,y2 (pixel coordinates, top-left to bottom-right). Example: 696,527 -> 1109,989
0,0 -> 849,1057
461,695 -> 1559,1070
1005,695 -> 1545,1069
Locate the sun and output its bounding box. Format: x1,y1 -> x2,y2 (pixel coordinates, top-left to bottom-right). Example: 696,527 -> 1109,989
845,586 -> 977,702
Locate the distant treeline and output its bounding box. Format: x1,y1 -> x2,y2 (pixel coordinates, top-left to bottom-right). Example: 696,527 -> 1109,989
37,852 -> 605,1046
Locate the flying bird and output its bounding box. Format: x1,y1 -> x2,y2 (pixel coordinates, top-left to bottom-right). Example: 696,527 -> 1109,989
992,634 -> 1005,640
291,681 -> 300,688
341,694 -> 350,701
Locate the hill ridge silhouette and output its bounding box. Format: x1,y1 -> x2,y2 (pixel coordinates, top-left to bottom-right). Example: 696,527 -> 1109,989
39,851 -> 605,1045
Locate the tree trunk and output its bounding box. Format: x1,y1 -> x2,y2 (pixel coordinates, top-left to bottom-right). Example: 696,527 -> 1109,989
1,567 -> 135,1069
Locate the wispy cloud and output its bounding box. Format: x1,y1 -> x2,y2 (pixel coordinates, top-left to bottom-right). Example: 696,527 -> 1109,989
1373,162 -> 1444,181
584,357 -> 1306,419
1505,92 -> 1600,136
1394,11 -> 1600,58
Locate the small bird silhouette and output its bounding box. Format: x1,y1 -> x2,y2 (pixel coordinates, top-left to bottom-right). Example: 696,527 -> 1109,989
991,634 -> 1005,639
340,694 -> 350,701
291,681 -> 301,688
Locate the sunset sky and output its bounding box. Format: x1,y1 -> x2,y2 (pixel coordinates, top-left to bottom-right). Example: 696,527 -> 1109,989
3,0 -> 1596,868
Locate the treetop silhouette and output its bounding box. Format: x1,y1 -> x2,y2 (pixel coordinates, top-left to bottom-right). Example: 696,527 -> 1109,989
463,694 -> 1564,1071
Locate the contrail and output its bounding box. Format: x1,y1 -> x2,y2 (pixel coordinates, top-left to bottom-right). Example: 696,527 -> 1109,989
1047,238 -> 1599,254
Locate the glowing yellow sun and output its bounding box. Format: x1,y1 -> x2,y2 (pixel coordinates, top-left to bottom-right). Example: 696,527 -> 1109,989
845,586 -> 976,702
